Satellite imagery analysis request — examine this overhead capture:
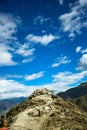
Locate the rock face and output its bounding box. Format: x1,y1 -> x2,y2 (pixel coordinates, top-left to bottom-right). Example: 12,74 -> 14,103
0,88 -> 87,130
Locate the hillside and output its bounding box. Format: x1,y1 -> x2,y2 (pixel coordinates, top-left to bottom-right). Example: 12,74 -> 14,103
70,95 -> 87,113
0,88 -> 87,130
0,97 -> 26,116
58,82 -> 87,99
58,82 -> 87,112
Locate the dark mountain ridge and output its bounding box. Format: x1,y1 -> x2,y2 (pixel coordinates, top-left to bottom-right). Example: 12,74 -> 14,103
58,82 -> 87,99
58,82 -> 87,112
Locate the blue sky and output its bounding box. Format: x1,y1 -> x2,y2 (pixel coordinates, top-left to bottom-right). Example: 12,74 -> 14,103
0,0 -> 87,99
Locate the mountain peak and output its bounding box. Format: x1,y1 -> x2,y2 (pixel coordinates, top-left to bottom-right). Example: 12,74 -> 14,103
0,88 -> 87,130
29,88 -> 51,98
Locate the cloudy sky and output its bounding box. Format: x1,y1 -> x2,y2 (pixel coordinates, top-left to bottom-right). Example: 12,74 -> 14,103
0,0 -> 87,99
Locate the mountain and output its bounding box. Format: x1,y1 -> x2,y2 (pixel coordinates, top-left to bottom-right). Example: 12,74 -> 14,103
0,97 -> 26,116
58,82 -> 87,112
0,88 -> 87,130
58,82 -> 87,99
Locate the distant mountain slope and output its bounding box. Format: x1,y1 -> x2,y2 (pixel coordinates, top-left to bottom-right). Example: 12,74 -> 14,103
70,95 -> 87,112
0,88 -> 87,130
58,82 -> 87,99
0,97 -> 26,116
58,82 -> 87,113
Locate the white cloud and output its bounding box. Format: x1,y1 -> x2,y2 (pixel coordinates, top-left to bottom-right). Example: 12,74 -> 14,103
26,34 -> 58,46
0,74 -> 23,79
51,55 -> 71,68
0,79 -> 40,99
42,82 -> 70,93
16,43 -> 35,63
0,13 -> 35,65
22,57 -> 34,63
59,0 -> 63,5
79,0 -> 87,5
16,43 -> 35,57
76,46 -> 87,70
0,72 -> 44,80
59,10 -> 80,37
0,13 -> 23,66
59,0 -> 87,37
0,44 -> 17,66
52,71 -> 87,86
0,78 -> 69,99
77,54 -> 87,70
76,46 -> 87,54
34,16 -> 53,26
0,72 -> 44,99
76,46 -> 82,53
0,13 -> 20,43
80,54 -> 87,64
0,52 -> 16,66
34,16 -> 44,25
19,48 -> 35,57
42,70 -> 87,93
0,42 -> 35,66
82,49 -> 87,54
0,70 -> 87,99
25,71 -> 44,81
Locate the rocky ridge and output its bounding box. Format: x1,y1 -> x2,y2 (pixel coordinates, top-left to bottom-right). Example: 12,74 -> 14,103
0,88 -> 87,130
